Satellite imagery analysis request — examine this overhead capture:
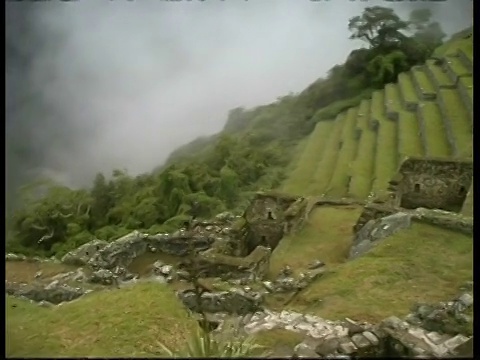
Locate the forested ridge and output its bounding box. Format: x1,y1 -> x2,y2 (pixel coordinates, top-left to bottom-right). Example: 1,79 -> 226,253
7,7 -> 455,258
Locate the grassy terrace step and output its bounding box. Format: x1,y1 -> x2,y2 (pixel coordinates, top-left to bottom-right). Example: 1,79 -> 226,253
458,76 -> 473,115
397,72 -> 418,111
308,113 -> 346,195
411,67 -> 437,100
397,109 -> 424,163
349,100 -> 376,199
384,83 -> 402,120
326,107 -> 359,197
444,55 -> 472,83
425,60 -> 456,89
282,120 -> 335,195
371,90 -> 397,197
438,89 -> 473,158
457,49 -> 473,71
417,102 -> 451,157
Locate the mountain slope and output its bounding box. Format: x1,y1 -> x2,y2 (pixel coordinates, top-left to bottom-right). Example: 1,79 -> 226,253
281,35 -> 473,199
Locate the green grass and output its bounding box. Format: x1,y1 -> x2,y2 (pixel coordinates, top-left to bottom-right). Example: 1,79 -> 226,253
411,67 -> 436,95
385,84 -> 402,114
425,60 -> 456,88
349,101 -> 376,199
326,107 -> 359,197
459,76 -> 473,103
434,37 -> 473,58
438,89 -> 473,158
313,88 -> 374,122
269,205 -> 364,277
307,113 -> 346,195
269,207 -> 473,323
371,91 -> 398,196
282,120 -> 335,195
397,110 -> 424,161
418,102 -> 451,157
398,72 -> 418,105
6,283 -> 198,358
445,56 -> 472,78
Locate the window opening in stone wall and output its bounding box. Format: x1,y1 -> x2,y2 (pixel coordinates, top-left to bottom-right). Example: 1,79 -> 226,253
414,183 -> 421,192
85,251 -> 89,256
267,211 -> 274,220
261,235 -> 267,244
96,245 -> 100,251
459,186 -> 467,196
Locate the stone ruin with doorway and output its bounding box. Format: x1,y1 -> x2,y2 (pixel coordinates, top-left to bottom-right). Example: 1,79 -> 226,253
353,157 -> 473,234
387,157 -> 473,213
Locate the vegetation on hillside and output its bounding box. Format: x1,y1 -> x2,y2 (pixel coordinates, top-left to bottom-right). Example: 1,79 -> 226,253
7,6 -> 450,258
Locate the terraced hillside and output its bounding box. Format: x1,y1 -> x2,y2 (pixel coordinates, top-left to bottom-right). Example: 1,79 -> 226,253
282,36 -> 473,200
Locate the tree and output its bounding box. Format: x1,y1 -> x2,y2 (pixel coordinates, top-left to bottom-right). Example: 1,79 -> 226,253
348,6 -> 409,49
89,172 -> 114,229
366,50 -> 409,87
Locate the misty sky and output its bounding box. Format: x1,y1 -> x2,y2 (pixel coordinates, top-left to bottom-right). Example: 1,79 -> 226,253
5,0 -> 472,205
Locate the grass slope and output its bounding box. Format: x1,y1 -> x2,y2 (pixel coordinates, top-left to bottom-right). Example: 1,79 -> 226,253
438,88 -> 473,157
349,101 -> 376,199
307,114 -> 346,195
6,283 -> 197,358
282,120 -> 334,195
418,102 -> 451,157
269,206 -> 473,323
326,107 -> 359,197
371,91 -> 398,197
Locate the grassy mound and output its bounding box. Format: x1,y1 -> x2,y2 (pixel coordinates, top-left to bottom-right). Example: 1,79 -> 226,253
6,283 -> 198,358
267,206 -> 473,323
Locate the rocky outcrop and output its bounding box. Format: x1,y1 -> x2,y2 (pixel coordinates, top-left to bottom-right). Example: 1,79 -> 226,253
6,280 -> 88,304
405,292 -> 473,336
177,288 -> 264,315
353,203 -> 473,236
349,212 -> 412,259
61,239 -> 109,266
186,245 -> 272,280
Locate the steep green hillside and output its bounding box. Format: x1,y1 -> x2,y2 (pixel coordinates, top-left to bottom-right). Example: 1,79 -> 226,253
281,35 -> 473,198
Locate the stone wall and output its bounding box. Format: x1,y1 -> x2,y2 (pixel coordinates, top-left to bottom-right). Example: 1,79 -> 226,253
243,192 -> 305,255
389,157 -> 472,212
353,203 -> 473,236
188,245 -> 272,279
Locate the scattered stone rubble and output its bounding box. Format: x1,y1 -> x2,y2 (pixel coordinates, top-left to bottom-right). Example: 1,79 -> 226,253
258,260 -> 326,294
177,288 -> 264,315
6,280 -> 89,305
206,291 -> 473,358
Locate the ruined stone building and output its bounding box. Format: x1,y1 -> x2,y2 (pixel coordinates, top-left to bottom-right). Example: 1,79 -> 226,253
388,157 -> 473,213
242,192 -> 303,255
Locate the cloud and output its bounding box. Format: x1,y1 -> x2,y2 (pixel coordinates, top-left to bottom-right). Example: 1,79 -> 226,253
5,0 -> 472,209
